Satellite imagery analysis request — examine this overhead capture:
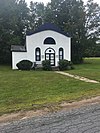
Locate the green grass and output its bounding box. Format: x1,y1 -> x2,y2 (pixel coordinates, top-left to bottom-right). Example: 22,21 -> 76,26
68,58 -> 100,81
0,58 -> 100,115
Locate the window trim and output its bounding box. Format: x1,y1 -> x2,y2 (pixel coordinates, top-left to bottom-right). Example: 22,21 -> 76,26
35,47 -> 41,61
59,48 -> 64,60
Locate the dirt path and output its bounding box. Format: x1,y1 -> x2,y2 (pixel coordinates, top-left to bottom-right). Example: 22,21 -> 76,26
1,102 -> 100,133
55,71 -> 99,83
0,96 -> 100,124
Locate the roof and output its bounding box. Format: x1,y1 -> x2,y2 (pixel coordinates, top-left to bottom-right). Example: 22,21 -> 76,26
11,23 -> 71,52
26,23 -> 71,37
11,45 -> 27,52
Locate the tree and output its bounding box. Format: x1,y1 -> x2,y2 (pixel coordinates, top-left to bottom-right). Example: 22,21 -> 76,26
85,0 -> 100,39
29,1 -> 45,30
0,0 -> 16,64
44,0 -> 86,63
13,0 -> 29,45
84,0 -> 100,57
0,0 -> 29,64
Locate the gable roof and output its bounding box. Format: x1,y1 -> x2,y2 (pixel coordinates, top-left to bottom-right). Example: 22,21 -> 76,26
26,23 -> 71,37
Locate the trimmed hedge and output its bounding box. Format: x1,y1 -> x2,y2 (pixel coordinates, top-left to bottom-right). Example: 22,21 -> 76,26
58,59 -> 74,71
16,60 -> 33,70
42,60 -> 52,71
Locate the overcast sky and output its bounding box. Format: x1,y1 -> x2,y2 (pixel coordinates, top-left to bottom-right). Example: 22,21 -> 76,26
25,0 -> 100,5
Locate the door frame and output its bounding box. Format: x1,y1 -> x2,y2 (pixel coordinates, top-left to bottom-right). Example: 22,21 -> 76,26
45,48 -> 55,66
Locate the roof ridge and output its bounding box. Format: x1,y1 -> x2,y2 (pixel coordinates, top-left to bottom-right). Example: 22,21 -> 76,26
26,23 -> 71,37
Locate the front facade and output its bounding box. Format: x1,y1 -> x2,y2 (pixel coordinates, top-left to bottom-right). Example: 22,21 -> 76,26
11,23 -> 71,69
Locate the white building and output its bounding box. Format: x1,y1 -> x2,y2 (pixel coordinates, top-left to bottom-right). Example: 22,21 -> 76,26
11,23 -> 71,69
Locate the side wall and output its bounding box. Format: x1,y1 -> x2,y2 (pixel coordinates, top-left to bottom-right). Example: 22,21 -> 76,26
12,52 -> 28,69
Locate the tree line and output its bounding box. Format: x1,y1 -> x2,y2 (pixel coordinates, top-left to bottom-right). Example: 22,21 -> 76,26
0,0 -> 100,64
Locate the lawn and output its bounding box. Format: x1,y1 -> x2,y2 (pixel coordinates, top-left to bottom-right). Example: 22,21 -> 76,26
0,58 -> 100,115
68,58 -> 100,81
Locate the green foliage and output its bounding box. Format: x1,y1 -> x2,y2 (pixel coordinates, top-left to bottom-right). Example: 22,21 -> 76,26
29,2 -> 45,30
42,60 -> 52,71
44,0 -> 100,62
44,0 -> 86,64
16,60 -> 33,70
85,0 -> 100,39
72,52 -> 83,64
0,0 -> 29,64
58,59 -> 73,71
84,0 -> 100,57
84,40 -> 100,57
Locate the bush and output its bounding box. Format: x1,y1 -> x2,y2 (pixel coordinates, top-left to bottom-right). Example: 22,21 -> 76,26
16,60 -> 33,70
69,61 -> 74,69
42,60 -> 52,71
72,54 -> 83,64
58,60 -> 74,71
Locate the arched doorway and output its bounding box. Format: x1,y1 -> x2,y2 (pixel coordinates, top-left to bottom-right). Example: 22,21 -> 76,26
45,48 -> 55,66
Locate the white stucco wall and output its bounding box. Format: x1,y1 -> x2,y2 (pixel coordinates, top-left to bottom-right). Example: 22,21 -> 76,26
12,52 -> 28,69
26,30 -> 71,65
12,30 -> 71,69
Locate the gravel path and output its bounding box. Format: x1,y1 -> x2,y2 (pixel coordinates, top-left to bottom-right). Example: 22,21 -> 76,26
0,103 -> 100,133
55,71 -> 99,83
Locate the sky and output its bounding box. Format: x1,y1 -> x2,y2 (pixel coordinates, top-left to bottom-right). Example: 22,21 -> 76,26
25,0 -> 100,5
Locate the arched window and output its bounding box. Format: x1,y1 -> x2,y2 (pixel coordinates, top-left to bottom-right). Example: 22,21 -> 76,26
44,37 -> 56,44
59,48 -> 64,60
35,47 -> 41,61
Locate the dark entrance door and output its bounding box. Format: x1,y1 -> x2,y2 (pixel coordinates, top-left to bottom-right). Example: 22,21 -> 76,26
45,48 -> 55,66
45,53 -> 55,66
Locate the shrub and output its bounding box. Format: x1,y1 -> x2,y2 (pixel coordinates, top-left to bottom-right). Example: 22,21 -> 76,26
72,54 -> 83,64
58,60 -> 74,71
69,61 -> 74,69
42,60 -> 52,71
16,60 -> 33,70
